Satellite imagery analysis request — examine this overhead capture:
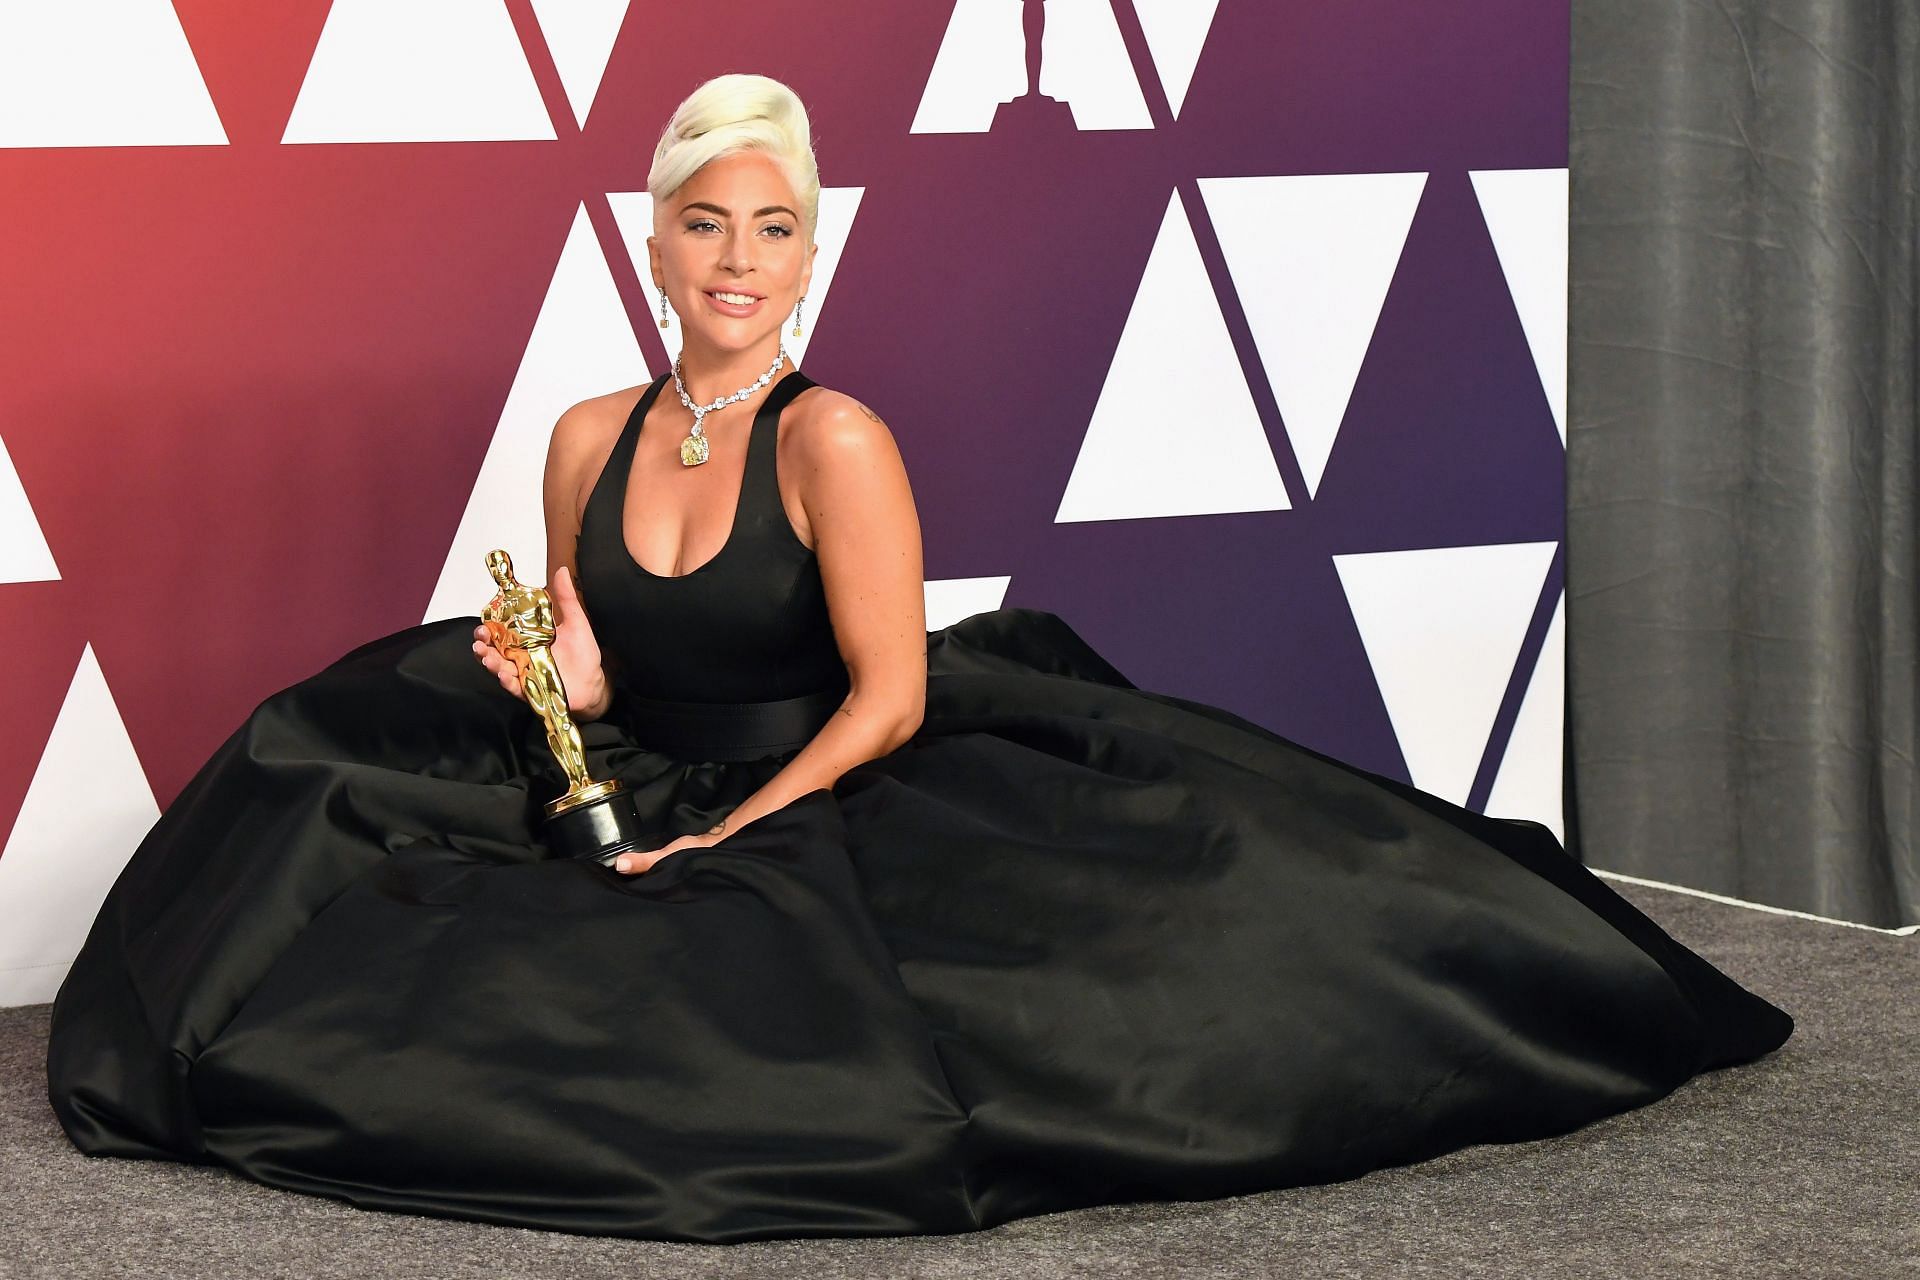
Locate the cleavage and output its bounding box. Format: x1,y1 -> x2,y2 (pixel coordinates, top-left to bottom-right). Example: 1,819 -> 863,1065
620,406 -> 752,578
625,385 -> 775,579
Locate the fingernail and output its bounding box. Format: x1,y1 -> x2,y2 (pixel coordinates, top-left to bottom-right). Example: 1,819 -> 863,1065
614,858 -> 630,873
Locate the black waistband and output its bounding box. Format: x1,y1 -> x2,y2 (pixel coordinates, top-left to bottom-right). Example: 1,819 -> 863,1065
609,682 -> 849,762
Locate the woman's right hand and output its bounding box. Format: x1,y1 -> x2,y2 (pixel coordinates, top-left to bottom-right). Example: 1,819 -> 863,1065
472,566 -> 612,719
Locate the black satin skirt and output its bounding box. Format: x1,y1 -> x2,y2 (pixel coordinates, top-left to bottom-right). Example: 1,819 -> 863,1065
45,608 -> 1793,1243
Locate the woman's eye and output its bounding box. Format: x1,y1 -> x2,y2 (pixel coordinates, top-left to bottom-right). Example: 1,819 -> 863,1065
686,219 -> 792,238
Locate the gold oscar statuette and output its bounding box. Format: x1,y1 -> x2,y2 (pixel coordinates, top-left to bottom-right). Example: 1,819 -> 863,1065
482,549 -> 646,865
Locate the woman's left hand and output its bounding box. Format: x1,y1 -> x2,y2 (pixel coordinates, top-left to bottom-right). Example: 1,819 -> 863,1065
611,832 -> 719,875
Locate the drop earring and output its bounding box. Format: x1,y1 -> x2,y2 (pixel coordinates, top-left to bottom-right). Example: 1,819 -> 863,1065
658,290 -> 671,329
791,294 -> 806,338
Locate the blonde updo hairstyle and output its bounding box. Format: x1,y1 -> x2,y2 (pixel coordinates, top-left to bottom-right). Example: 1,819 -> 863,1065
647,74 -> 820,246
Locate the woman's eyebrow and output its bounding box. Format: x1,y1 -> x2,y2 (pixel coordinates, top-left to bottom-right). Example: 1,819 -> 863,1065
680,200 -> 798,219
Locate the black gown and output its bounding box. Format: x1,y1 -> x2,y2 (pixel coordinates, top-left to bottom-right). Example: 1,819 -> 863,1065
46,368 -> 1793,1244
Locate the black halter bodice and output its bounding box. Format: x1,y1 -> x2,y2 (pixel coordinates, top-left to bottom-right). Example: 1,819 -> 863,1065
574,367 -> 850,758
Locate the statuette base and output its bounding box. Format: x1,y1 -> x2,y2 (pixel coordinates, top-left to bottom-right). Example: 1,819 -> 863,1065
543,781 -> 649,866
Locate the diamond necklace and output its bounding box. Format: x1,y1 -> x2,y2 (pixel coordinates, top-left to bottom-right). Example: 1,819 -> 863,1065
671,345 -> 790,467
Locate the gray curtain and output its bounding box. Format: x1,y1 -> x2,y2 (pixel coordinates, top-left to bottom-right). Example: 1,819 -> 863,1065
1567,0 -> 1918,928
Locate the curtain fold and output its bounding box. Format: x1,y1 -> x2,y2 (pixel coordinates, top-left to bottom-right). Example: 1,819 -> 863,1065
1566,0 -> 1918,926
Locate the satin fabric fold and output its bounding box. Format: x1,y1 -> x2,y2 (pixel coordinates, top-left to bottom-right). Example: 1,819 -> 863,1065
47,607 -> 1792,1243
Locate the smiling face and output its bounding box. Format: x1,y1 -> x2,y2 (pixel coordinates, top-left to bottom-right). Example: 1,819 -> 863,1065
647,149 -> 817,370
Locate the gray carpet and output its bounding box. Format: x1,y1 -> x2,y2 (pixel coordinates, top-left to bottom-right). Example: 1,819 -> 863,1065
1,879 -> 1913,1279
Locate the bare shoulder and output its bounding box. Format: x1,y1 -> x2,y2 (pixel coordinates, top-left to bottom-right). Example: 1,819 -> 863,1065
543,386 -> 651,536
547,385 -> 646,480
786,386 -> 904,465
553,385 -> 643,450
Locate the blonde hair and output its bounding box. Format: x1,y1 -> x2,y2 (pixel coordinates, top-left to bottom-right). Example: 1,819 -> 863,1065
648,74 -> 820,244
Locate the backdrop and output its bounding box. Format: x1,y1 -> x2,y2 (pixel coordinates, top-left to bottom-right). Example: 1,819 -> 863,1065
0,0 -> 1570,1004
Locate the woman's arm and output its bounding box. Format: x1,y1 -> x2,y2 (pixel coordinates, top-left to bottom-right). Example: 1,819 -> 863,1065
613,393 -> 926,872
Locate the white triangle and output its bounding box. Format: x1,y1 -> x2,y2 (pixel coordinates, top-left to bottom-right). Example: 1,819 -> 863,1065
1037,0 -> 1153,130
1331,541 -> 1557,806
1198,173 -> 1427,499
910,0 -> 1151,133
1486,586 -> 1566,842
527,0 -> 629,130
0,1 -> 226,148
910,0 -> 1029,134
0,433 -> 59,583
1132,0 -> 1221,118
608,186 -> 863,373
1471,168 -> 1568,443
0,644 -> 159,1007
1057,190 -> 1287,523
423,204 -> 651,623
283,0 -> 555,144
926,576 -> 1012,630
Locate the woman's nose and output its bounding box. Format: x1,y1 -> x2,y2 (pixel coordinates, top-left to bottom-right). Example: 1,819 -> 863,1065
719,230 -> 755,270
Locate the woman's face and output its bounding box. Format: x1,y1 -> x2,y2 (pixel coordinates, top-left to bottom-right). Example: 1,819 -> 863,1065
648,149 -> 816,363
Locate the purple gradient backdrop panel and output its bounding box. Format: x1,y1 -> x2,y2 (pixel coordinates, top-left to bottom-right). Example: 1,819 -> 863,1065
790,1 -> 1568,790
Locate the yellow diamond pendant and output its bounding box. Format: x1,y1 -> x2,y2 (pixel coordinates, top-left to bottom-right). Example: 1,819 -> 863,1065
679,432 -> 709,466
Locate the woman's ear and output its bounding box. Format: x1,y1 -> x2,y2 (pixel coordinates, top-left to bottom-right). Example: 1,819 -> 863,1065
800,238 -> 818,296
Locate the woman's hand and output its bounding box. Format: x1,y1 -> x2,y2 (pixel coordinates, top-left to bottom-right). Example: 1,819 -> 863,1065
472,566 -> 611,718
611,814 -> 732,874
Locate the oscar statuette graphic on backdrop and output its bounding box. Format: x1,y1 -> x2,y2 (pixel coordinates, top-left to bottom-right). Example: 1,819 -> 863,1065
481,549 -> 646,865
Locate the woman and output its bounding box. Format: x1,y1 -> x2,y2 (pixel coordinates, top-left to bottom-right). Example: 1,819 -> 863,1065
47,73 -> 1793,1245
477,84 -> 929,878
